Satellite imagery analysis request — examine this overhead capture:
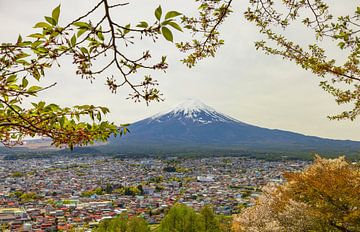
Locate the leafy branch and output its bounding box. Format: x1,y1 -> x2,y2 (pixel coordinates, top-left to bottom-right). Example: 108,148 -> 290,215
245,0 -> 360,120
0,0 -> 233,147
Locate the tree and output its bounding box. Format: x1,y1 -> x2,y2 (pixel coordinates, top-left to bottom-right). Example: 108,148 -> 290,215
104,183 -> 114,194
124,186 -> 141,196
11,171 -> 25,178
245,0 -> 360,120
19,192 -> 39,203
94,214 -> 150,232
159,203 -> 205,232
94,215 -> 127,232
163,166 -> 177,172
0,0 -> 232,148
159,204 -> 231,232
81,187 -> 104,197
137,184 -> 144,195
127,217 -> 150,232
233,156 -> 360,232
200,205 -> 221,232
217,215 -> 233,232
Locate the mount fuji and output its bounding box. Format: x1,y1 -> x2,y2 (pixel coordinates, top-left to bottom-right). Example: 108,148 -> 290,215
105,99 -> 360,155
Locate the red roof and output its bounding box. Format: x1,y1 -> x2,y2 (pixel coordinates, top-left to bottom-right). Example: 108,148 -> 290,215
57,224 -> 71,230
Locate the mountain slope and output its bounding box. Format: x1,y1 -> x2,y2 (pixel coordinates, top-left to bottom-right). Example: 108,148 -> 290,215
106,99 -> 360,154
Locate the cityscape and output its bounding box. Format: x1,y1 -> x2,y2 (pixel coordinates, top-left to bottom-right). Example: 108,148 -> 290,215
0,155 -> 307,231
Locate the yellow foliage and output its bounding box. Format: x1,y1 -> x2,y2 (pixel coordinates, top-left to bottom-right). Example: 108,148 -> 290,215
233,156 -> 360,232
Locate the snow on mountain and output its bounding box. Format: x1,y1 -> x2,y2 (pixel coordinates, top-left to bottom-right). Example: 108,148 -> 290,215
167,98 -> 215,115
149,99 -> 243,125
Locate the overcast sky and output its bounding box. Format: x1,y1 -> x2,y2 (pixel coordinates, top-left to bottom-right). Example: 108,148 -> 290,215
1,0 -> 360,141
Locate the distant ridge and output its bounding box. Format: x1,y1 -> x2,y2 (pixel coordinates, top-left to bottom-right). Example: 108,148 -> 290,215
105,99 -> 360,155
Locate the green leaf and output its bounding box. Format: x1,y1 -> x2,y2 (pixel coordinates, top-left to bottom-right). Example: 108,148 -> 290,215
31,41 -> 43,48
9,85 -> 20,91
71,34 -> 77,47
15,52 -> 30,60
73,22 -> 90,29
59,116 -> 66,127
77,29 -> 86,37
165,11 -> 182,20
17,35 -> 22,44
338,42 -> 345,49
99,107 -> 110,114
52,5 -> 61,24
89,111 -> 94,121
28,33 -> 45,39
123,24 -> 131,35
45,16 -> 57,26
38,101 -> 45,109
22,78 -> 28,88
155,5 -> 162,21
356,7 -> 360,15
80,47 -> 88,54
32,69 -> 41,81
161,27 -> 173,42
48,104 -> 60,111
97,31 -> 104,41
27,86 -> 43,93
6,75 -> 17,83
167,21 -> 183,32
34,22 -> 52,29
10,105 -> 22,112
136,21 -> 149,28
35,47 -> 48,54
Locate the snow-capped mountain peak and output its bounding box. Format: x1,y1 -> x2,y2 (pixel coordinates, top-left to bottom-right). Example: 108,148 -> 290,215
150,99 -> 241,124
170,98 -> 216,115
